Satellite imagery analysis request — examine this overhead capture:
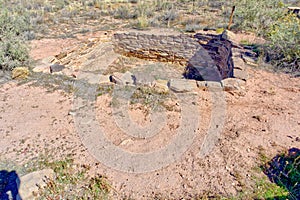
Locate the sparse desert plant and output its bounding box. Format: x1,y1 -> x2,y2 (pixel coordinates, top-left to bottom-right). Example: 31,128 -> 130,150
234,0 -> 283,35
133,15 -> 149,29
113,4 -> 136,19
184,23 -> 201,32
0,2 -> 31,70
36,158 -> 111,199
235,0 -> 300,73
135,1 -> 155,18
153,0 -> 172,12
160,8 -> 179,26
265,13 -> 300,72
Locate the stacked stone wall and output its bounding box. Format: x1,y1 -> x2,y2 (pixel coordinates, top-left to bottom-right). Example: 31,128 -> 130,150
113,31 -> 234,81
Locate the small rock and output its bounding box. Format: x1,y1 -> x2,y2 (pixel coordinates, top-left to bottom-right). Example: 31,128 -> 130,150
32,65 -> 50,73
55,52 -> 68,60
134,72 -> 155,86
168,79 -> 197,93
153,79 -> 169,94
234,69 -> 248,81
232,57 -> 247,71
221,78 -> 246,91
77,72 -> 111,85
99,74 -> 111,84
110,71 -> 136,85
61,68 -> 74,77
231,49 -> 242,58
50,64 -> 65,73
11,67 -> 29,79
19,169 -> 55,200
293,71 -> 300,78
242,54 -> 258,67
119,138 -> 134,146
197,81 -> 223,91
42,56 -> 57,64
221,30 -> 239,46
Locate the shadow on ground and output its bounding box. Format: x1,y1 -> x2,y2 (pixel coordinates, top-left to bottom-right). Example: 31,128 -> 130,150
263,147 -> 300,200
0,170 -> 22,200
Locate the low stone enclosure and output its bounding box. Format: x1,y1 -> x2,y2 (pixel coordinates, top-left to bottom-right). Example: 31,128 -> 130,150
112,29 -> 248,87
31,29 -> 250,93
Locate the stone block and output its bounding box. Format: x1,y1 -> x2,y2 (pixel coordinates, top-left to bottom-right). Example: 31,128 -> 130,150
19,169 -> 55,200
234,68 -> 248,81
221,78 -> 246,91
232,57 -> 246,71
154,79 -> 169,94
196,81 -> 223,91
168,79 -> 197,93
110,71 -> 136,85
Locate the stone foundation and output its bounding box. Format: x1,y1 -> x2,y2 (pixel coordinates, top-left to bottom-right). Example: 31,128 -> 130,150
113,31 -> 200,65
112,30 -> 235,81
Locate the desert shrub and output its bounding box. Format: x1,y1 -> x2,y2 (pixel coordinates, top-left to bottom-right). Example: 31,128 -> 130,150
153,0 -> 172,12
0,2 -> 31,70
159,8 -> 179,26
235,0 -> 300,72
113,5 -> 136,19
135,2 -> 155,18
265,13 -> 300,72
234,0 -> 283,36
132,16 -> 150,29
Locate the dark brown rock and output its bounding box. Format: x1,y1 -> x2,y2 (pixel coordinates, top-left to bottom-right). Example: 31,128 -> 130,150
184,49 -> 222,81
50,64 -> 65,73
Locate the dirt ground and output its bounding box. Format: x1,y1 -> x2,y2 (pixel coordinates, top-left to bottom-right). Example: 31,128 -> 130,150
0,35 -> 299,199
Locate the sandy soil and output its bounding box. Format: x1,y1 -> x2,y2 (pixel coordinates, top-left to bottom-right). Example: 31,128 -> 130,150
0,36 -> 299,199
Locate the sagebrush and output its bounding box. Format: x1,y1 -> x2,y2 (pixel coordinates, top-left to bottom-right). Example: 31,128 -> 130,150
0,1 -> 31,70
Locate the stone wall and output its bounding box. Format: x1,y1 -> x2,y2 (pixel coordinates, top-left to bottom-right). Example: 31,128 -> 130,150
112,30 -> 234,81
113,32 -> 200,64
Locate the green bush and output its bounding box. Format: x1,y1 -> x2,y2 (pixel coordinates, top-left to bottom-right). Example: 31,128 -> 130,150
235,0 -> 300,72
266,13 -> 300,72
235,0 -> 283,36
0,1 -> 30,70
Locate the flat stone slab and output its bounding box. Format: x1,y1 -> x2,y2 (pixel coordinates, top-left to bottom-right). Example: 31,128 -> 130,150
110,71 -> 136,85
32,65 -> 50,73
153,79 -> 169,94
197,81 -> 223,91
168,79 -> 197,93
77,72 -> 110,85
221,78 -> 246,91
80,42 -> 120,72
19,169 -> 55,200
50,64 -> 65,73
232,57 -> 247,71
234,68 -> 248,81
